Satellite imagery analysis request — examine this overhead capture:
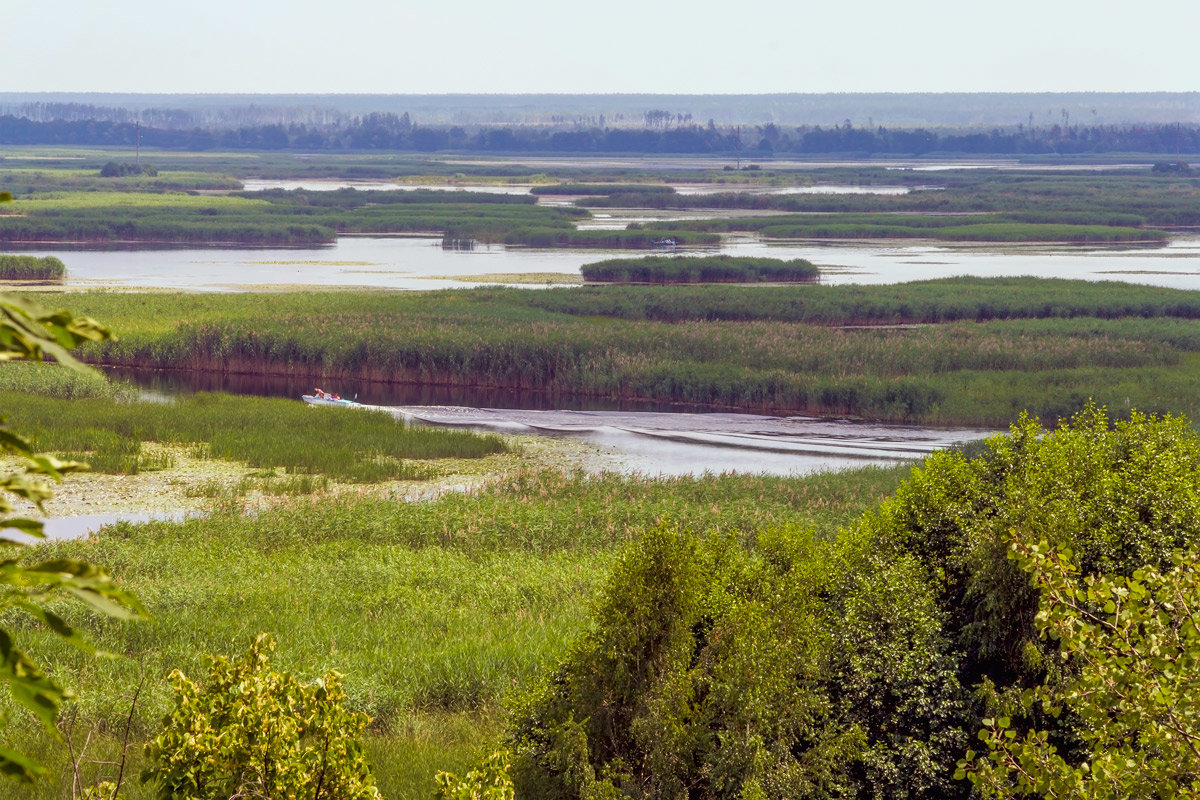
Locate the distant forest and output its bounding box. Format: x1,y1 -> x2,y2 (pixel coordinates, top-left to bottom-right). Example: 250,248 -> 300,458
4,92 -> 1200,127
3,113 -> 1200,155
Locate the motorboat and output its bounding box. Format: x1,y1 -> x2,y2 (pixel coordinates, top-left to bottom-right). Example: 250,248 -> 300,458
302,392 -> 361,408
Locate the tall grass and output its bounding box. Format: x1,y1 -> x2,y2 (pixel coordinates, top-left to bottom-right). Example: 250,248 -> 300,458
0,254 -> 66,280
0,362 -> 122,399
64,282 -> 1200,423
1,391 -> 506,478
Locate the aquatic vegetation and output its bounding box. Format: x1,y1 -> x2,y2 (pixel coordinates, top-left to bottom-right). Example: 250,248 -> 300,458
580,254 -> 818,283
0,254 -> 65,280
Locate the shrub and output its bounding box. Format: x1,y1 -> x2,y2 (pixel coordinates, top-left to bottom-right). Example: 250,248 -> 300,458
142,634 -> 380,800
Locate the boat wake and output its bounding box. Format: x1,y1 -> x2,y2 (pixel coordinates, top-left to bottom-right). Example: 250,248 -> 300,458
380,406 -> 992,476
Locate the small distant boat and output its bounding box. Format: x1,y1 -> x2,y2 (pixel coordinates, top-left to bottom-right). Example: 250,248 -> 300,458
652,238 -> 679,248
302,390 -> 361,408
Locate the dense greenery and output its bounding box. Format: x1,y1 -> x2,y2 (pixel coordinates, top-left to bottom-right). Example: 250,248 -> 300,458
961,540 -> 1200,798
0,254 -> 64,280
5,466 -> 905,799
99,161 -> 156,178
58,281 -> 1200,425
580,255 -> 818,283
507,408 -> 1200,800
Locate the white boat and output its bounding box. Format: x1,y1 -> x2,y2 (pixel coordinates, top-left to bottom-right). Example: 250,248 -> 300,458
302,394 -> 361,408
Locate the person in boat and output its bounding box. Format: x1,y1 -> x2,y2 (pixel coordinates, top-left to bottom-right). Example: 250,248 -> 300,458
314,387 -> 325,399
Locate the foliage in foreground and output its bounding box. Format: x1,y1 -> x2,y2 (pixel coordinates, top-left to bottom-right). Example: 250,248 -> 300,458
435,749 -> 515,800
508,407 -> 1200,800
0,290 -> 144,782
142,633 -> 379,800
960,541 -> 1200,799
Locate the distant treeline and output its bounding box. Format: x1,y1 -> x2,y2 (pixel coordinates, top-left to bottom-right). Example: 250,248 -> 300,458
3,114 -> 1200,155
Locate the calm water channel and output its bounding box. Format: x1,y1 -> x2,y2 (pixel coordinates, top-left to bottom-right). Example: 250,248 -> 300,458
14,234 -> 1200,292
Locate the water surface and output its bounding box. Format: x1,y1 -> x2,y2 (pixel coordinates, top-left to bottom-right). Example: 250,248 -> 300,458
24,235 -> 1200,292
385,406 -> 991,477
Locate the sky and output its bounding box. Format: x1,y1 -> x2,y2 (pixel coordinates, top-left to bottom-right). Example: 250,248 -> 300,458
6,0 -> 1200,95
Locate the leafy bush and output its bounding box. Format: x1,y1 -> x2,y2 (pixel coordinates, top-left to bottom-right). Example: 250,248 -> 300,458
142,634 -> 380,800
960,540 -> 1200,798
436,749 -> 515,800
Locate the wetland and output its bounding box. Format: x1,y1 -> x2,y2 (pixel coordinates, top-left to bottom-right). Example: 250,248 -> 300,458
4,148 -> 1200,799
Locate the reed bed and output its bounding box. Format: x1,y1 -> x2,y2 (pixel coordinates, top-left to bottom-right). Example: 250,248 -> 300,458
62,280 -> 1200,424
518,279 -> 1200,324
582,171 -> 1200,227
0,362 -> 120,399
0,190 -> 585,246
581,255 -> 818,283
1,391 -> 506,478
530,184 -> 676,196
0,254 -> 66,280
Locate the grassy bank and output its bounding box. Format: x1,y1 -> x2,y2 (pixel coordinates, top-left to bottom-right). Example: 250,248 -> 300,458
3,465 -> 908,799
579,169 -> 1200,227
59,279 -> 1200,425
0,187 -> 716,248
1,389 -> 506,479
639,212 -> 1169,243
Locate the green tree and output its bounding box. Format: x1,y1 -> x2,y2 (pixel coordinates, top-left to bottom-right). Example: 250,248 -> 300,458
0,239 -> 145,779
142,633 -> 380,800
507,524 -> 964,800
959,539 -> 1200,798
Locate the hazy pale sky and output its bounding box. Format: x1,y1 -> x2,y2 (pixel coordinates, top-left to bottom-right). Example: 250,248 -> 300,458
7,0 -> 1199,94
